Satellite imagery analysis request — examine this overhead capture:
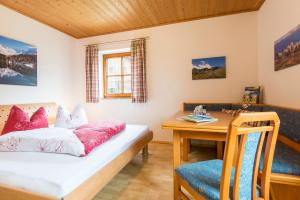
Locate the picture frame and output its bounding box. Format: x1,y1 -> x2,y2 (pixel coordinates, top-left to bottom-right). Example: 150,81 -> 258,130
192,56 -> 226,80
275,24 -> 300,71
0,35 -> 37,86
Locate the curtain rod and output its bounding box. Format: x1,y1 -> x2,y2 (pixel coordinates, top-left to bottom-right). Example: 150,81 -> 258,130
84,36 -> 149,46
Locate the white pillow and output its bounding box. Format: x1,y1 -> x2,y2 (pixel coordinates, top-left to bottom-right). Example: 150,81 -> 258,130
55,104 -> 88,129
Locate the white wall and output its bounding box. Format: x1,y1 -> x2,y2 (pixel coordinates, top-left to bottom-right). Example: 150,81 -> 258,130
73,12 -> 258,141
258,0 -> 300,108
2,1 -> 299,142
0,5 -> 75,107
4,0 -> 300,142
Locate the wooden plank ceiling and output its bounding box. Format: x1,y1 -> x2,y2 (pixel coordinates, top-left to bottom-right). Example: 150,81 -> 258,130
0,0 -> 265,38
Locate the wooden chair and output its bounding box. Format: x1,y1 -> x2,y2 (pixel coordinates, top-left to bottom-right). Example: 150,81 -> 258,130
175,112 -> 280,200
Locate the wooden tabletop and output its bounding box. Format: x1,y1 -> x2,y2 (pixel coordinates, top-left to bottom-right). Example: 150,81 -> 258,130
162,111 -> 234,132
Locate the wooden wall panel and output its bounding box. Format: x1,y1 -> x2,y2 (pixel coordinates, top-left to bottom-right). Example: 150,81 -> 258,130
0,0 -> 265,38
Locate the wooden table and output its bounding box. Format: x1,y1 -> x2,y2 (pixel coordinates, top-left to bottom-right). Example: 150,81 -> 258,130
162,111 -> 233,199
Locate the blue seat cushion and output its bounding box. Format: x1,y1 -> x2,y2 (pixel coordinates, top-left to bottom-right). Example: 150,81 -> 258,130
260,142 -> 300,176
176,160 -> 260,200
176,160 -> 232,200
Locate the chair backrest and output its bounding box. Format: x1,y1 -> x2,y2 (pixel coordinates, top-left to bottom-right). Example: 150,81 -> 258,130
220,112 -> 280,200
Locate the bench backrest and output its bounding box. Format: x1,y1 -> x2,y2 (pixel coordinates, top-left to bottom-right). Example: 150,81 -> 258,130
183,102 -> 300,144
262,105 -> 300,144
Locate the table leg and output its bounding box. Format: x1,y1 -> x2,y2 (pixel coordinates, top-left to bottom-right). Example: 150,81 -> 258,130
173,130 -> 181,200
182,138 -> 190,161
142,144 -> 148,158
217,141 -> 224,159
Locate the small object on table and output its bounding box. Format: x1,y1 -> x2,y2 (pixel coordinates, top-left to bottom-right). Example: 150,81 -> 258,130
181,114 -> 217,123
202,105 -> 207,115
222,103 -> 250,116
193,105 -> 207,116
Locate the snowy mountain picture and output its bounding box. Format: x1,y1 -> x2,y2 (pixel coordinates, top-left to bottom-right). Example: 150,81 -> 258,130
192,56 -> 226,80
275,24 -> 300,71
0,35 -> 37,86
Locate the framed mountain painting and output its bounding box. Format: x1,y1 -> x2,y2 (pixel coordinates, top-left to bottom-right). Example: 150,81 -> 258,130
192,56 -> 226,80
275,24 -> 300,71
0,35 -> 37,86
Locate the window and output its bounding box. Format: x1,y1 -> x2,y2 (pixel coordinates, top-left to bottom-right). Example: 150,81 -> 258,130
103,52 -> 131,98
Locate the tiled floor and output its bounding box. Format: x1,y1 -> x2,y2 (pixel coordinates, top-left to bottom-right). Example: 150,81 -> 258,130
93,143 -> 216,200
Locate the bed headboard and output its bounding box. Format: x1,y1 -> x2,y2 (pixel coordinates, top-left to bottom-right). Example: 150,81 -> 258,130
0,102 -> 57,133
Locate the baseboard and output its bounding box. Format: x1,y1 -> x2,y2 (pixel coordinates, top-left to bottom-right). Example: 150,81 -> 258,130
150,140 -> 172,144
150,140 -> 217,148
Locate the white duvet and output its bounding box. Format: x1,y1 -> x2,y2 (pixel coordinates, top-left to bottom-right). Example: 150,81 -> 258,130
0,127 -> 85,156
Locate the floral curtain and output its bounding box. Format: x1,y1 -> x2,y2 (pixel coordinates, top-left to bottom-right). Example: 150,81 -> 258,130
131,38 -> 147,103
85,45 -> 99,103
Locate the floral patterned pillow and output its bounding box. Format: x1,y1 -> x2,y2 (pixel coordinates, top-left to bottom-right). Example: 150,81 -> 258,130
54,104 -> 88,129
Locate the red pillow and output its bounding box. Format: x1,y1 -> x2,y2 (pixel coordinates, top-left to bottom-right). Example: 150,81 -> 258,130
1,106 -> 49,135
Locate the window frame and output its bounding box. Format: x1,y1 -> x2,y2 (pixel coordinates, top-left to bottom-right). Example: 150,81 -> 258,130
103,52 -> 132,98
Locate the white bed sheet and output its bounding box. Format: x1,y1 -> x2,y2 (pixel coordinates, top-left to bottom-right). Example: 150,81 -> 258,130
0,124 -> 149,198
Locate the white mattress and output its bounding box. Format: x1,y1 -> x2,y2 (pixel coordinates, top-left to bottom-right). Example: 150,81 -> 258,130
0,125 -> 150,198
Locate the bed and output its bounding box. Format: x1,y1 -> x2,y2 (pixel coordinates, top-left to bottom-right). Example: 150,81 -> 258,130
0,103 -> 153,200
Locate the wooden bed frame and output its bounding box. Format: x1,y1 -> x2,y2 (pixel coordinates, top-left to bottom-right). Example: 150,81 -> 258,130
0,102 -> 153,200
